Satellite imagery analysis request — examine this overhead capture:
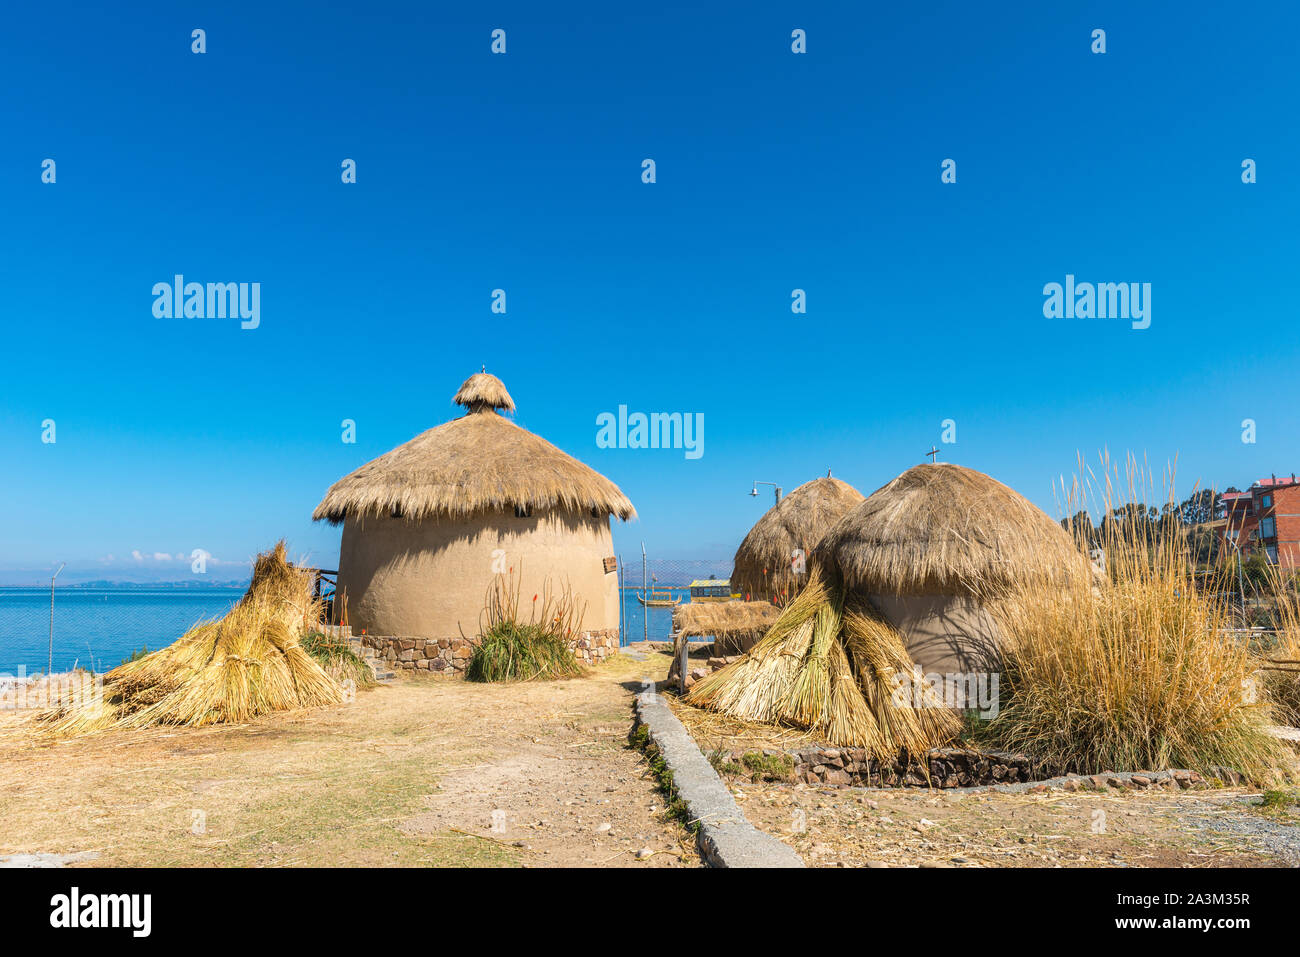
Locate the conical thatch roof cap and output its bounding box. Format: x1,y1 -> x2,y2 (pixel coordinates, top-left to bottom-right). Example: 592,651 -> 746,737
816,463 -> 1085,595
313,371 -> 634,524
732,475 -> 865,596
453,371 -> 515,412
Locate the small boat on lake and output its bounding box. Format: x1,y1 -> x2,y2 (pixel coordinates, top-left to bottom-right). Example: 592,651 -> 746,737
637,588 -> 681,607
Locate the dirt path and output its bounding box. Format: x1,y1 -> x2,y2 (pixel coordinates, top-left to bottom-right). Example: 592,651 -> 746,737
732,780 -> 1300,867
0,651 -> 691,867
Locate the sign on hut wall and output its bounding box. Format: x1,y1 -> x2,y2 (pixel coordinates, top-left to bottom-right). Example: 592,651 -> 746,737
603,557 -> 618,573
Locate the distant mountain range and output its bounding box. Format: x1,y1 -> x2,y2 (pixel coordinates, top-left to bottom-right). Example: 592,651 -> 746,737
0,579 -> 250,590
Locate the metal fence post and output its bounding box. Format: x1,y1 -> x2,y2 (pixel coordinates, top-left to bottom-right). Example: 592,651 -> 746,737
48,562 -> 65,675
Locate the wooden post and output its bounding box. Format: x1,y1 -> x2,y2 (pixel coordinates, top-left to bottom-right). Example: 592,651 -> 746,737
678,633 -> 689,693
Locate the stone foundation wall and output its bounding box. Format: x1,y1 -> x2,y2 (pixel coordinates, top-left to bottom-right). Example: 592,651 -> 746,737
361,628 -> 621,676
716,745 -> 1218,791
787,747 -> 1036,788
569,629 -> 621,666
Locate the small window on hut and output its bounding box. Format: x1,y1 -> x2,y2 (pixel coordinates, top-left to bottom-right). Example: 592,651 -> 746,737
514,504 -> 533,519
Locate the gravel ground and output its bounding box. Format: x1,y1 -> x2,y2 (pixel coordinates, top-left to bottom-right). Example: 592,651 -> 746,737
730,781 -> 1300,867
1184,796 -> 1300,865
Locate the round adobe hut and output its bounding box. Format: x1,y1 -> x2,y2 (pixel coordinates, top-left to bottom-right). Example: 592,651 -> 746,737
815,462 -> 1086,676
731,474 -> 865,601
312,371 -> 635,668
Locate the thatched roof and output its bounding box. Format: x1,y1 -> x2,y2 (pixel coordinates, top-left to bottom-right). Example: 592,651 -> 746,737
816,463 -> 1085,595
452,372 -> 515,413
731,476 -> 865,597
313,372 -> 635,524
674,600 -> 782,639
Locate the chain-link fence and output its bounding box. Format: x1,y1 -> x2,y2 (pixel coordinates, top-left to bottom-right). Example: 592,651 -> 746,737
0,585 -> 245,677
2,556 -> 728,672
618,556 -> 732,644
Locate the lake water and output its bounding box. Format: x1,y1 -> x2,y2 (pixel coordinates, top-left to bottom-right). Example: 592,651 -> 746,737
619,586 -> 690,644
0,584 -> 700,675
0,588 -> 245,675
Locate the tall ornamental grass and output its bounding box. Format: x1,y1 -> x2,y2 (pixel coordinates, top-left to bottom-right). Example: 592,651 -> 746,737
985,457 -> 1287,781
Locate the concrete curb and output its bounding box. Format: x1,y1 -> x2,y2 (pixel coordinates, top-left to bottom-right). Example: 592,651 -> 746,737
633,692 -> 804,868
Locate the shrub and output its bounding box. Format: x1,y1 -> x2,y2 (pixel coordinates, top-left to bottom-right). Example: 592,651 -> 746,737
464,568 -> 586,682
299,631 -> 376,689
120,645 -> 151,666
466,621 -> 585,682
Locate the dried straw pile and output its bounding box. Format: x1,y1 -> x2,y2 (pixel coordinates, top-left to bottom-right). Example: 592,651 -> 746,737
37,542 -> 343,734
685,569 -> 959,755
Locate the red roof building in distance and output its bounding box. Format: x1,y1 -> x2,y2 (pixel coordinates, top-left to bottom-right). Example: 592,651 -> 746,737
1217,474 -> 1300,568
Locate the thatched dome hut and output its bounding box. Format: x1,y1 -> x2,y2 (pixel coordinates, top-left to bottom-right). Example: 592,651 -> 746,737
731,475 -> 864,600
816,463 -> 1085,675
313,371 -> 635,642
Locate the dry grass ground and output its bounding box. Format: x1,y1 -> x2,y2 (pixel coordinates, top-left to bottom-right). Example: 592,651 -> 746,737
0,651 -> 693,868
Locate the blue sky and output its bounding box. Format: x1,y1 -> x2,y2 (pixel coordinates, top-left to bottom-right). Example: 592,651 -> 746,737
1,1 -> 1297,582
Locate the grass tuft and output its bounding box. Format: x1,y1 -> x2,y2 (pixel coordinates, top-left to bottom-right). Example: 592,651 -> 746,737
466,622 -> 585,682
631,723 -> 696,832
464,566 -> 586,682
299,631 -> 377,689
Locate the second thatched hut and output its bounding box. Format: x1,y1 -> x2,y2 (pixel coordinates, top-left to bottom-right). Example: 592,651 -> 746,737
731,474 -> 865,601
816,462 -> 1086,675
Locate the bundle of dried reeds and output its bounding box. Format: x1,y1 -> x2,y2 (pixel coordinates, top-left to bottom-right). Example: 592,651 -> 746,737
36,542 -> 343,734
685,569 -> 960,756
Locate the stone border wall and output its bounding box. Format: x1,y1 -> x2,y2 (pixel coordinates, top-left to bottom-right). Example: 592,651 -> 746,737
715,745 -> 1219,791
785,747 -> 1035,788
361,628 -> 621,675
